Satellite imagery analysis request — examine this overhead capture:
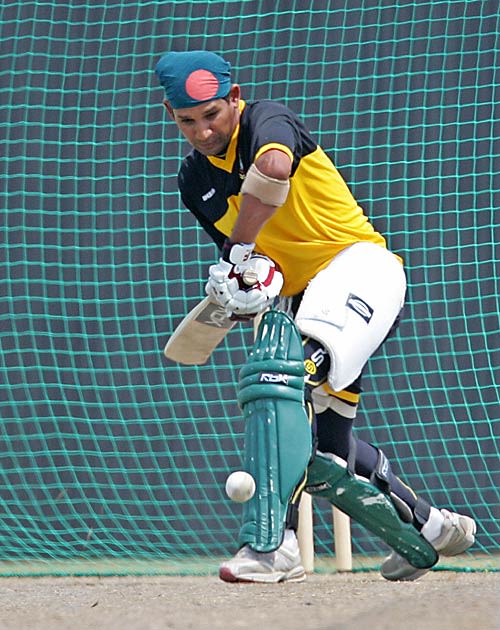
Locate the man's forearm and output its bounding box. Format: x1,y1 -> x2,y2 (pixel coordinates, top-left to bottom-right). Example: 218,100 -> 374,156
230,194 -> 277,244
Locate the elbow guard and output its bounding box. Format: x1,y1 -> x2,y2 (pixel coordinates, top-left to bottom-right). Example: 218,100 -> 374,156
240,163 -> 290,207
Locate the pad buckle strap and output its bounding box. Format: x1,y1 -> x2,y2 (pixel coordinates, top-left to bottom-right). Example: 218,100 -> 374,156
370,447 -> 392,494
285,503 -> 300,531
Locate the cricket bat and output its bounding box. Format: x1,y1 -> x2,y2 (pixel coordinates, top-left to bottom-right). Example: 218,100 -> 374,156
164,268 -> 259,365
163,297 -> 236,365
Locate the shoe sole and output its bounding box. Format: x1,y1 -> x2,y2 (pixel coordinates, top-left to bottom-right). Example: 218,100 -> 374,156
219,566 -> 306,584
381,566 -> 431,582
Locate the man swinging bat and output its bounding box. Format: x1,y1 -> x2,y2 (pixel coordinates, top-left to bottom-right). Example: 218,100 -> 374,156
155,50 -> 476,583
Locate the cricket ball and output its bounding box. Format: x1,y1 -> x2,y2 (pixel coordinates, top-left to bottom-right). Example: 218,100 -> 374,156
225,471 -> 256,503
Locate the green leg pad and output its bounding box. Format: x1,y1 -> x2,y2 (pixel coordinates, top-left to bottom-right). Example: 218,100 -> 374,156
237,310 -> 312,553
306,452 -> 438,569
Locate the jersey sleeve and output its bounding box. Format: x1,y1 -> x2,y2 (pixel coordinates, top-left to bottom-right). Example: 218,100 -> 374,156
241,101 -> 318,175
246,102 -> 298,163
178,168 -> 226,250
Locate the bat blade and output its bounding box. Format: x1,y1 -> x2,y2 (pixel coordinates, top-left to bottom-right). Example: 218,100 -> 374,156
164,297 -> 235,365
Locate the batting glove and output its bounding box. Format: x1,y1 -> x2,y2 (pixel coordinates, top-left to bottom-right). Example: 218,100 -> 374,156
205,240 -> 254,309
205,240 -> 283,319
225,254 -> 283,318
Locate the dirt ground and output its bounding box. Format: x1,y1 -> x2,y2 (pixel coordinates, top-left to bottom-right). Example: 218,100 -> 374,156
0,572 -> 497,630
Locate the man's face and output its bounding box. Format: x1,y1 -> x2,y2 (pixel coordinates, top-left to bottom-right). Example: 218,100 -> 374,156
168,85 -> 241,156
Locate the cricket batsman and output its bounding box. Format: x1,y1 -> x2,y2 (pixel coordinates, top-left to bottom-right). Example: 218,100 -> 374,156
155,50 -> 476,583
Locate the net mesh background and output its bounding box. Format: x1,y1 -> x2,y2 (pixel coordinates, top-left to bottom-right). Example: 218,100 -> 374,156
0,1 -> 498,574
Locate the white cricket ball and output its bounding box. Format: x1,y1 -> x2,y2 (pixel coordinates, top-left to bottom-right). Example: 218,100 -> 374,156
225,471 -> 256,503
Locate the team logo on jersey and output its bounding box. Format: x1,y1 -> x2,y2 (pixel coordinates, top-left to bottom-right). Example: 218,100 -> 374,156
202,187 -> 216,201
346,293 -> 374,323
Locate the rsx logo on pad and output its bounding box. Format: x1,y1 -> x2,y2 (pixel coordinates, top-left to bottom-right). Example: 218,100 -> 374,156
346,293 -> 374,323
259,373 -> 289,384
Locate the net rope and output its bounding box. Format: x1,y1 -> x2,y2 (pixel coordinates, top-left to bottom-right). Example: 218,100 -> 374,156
0,1 -> 498,575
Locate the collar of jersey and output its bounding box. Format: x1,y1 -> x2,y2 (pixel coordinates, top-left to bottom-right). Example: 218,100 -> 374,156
206,100 -> 246,173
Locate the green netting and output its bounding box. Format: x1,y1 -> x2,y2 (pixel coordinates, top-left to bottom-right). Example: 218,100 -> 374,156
0,1 -> 498,576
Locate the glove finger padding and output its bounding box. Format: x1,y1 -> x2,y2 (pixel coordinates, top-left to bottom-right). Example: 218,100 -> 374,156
206,260 -> 239,307
205,251 -> 283,318
226,255 -> 284,317
237,310 -> 312,552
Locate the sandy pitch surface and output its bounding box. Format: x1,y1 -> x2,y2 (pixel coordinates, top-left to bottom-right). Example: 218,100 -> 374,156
0,572 -> 497,630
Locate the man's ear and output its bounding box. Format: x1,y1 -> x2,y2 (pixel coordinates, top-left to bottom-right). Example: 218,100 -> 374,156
228,84 -> 241,108
163,99 -> 175,120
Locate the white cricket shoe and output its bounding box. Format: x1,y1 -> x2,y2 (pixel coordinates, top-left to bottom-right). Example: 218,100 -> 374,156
381,508 -> 477,581
219,530 -> 305,583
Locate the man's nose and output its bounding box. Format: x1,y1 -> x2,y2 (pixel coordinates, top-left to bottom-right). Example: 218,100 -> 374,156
196,125 -> 212,141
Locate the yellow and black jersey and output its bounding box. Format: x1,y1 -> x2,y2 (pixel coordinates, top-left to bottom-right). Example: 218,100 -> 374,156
178,99 -> 389,296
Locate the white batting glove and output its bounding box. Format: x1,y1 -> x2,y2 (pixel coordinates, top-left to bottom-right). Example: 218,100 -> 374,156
205,241 -> 284,319
205,241 -> 255,311
205,259 -> 239,307
225,254 -> 284,318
